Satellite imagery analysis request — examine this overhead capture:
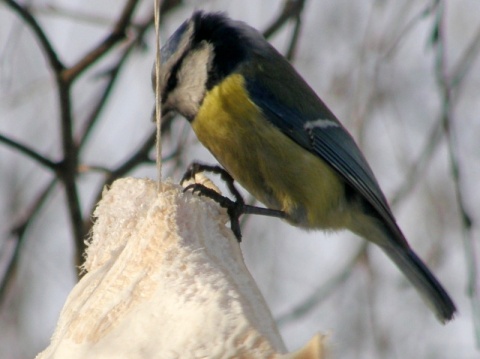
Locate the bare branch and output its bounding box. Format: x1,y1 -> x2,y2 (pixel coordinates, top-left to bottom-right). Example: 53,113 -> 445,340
2,0 -> 64,71
390,122 -> 443,207
285,11 -> 303,61
0,133 -> 58,170
77,13 -> 156,150
0,179 -> 57,306
277,243 -> 368,326
83,131 -> 157,237
263,0 -> 306,39
432,2 -> 479,345
62,0 -> 142,83
450,23 -> 480,94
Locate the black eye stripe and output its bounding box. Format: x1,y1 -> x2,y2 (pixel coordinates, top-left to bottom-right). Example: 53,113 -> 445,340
162,43 -> 193,103
163,61 -> 181,100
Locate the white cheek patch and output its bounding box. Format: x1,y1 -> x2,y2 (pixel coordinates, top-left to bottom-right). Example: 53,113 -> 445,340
304,118 -> 339,131
168,43 -> 213,118
176,43 -> 212,100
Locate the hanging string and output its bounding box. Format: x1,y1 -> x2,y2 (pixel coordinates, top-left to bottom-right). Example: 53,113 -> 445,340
154,0 -> 162,189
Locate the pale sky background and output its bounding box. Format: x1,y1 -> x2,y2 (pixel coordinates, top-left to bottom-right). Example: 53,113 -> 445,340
1,0 -> 479,358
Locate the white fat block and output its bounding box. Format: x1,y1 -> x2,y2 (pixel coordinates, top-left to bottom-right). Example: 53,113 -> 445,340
37,178 -> 326,359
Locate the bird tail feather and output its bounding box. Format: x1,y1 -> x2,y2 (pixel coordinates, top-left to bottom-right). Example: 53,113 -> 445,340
380,243 -> 456,323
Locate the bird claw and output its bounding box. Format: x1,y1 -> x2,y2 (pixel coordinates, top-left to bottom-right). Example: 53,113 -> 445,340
181,162 -> 286,242
182,180 -> 244,241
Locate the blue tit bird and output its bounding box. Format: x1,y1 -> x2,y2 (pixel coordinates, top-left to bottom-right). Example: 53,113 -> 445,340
157,11 -> 456,323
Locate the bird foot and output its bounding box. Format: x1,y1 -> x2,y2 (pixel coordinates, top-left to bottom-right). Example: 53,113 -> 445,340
181,162 -> 286,242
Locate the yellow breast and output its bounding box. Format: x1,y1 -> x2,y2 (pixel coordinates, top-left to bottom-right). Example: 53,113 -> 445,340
191,74 -> 349,229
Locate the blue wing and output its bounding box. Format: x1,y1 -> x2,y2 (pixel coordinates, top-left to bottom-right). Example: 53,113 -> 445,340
244,76 -> 404,243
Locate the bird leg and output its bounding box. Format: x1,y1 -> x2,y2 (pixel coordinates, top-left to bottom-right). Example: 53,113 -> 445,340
181,162 -> 286,242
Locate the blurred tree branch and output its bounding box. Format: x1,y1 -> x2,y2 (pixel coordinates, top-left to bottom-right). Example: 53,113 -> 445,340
263,0 -> 306,39
61,0 -> 141,83
2,0 -> 64,72
0,134 -> 58,170
277,242 -> 368,326
431,2 -> 479,346
0,0 -> 182,304
0,180 -> 57,305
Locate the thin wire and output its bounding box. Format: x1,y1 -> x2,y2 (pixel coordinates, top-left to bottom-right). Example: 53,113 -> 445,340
154,0 -> 162,189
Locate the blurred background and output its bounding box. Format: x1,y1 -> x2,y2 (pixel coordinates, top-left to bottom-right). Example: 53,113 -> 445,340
1,0 -> 479,358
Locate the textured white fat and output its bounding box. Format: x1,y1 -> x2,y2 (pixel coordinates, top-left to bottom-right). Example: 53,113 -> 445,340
304,118 -> 339,130
35,178 -> 289,359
